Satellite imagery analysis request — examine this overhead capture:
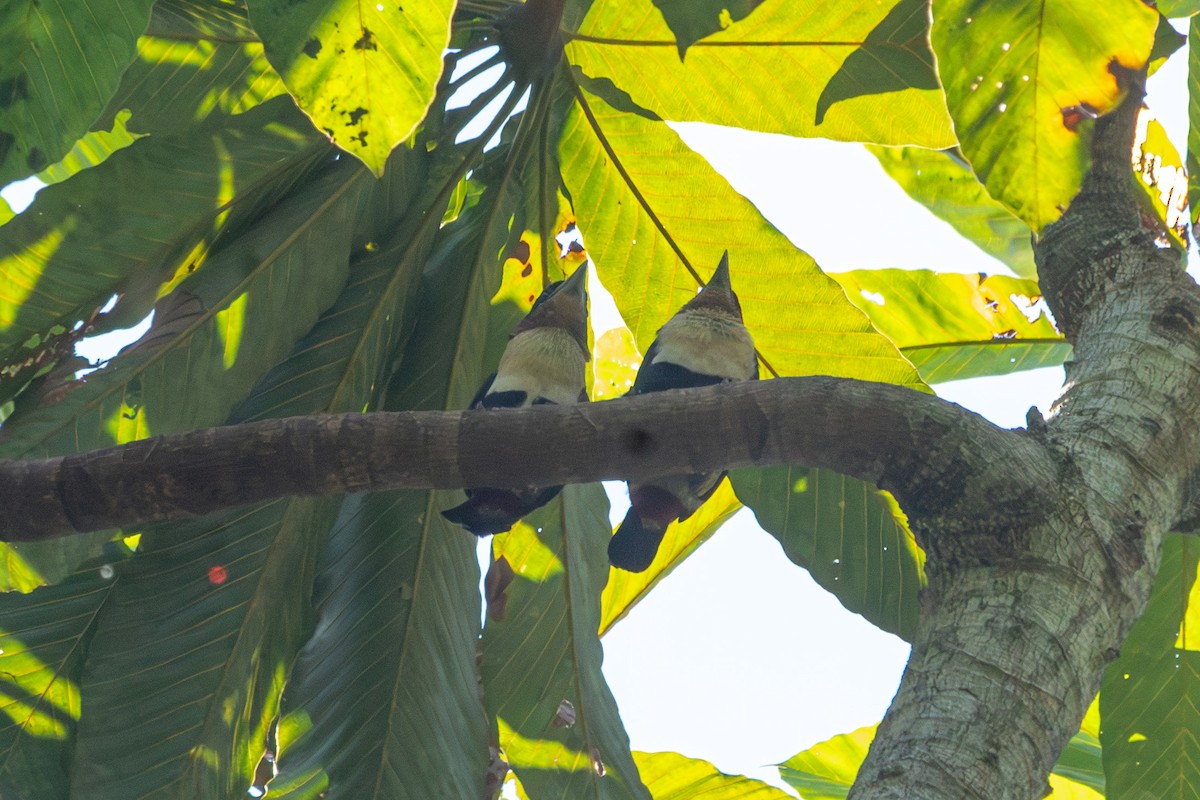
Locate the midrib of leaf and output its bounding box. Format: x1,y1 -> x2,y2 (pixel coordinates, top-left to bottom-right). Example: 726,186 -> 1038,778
559,498 -> 605,800
11,168 -> 363,459
564,34 -> 864,47
360,86 -> 539,794
562,67 -> 780,377
180,500 -> 316,794
902,337 -> 1066,352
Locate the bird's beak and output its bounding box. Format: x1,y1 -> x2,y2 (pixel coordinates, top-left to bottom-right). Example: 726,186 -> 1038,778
558,261 -> 589,301
704,251 -> 732,293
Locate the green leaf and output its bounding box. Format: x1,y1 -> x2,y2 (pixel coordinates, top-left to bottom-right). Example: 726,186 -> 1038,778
483,485 -> 650,799
652,0 -> 765,58
0,565 -> 114,799
68,497 -> 338,798
0,0 -> 156,187
778,723 -> 1103,799
566,0 -> 955,146
634,751 -> 793,798
272,136 -> 524,800
1160,0 -> 1200,17
1191,17 -> 1200,228
930,0 -> 1158,230
0,98 -> 326,375
558,81 -> 926,388
1132,117 -> 1189,249
867,146 -> 1036,277
831,269 -> 1069,384
98,0 -> 288,137
730,467 -> 925,641
35,111 -> 144,186
1053,697 -> 1105,795
816,0 -> 940,126
777,725 -> 874,799
249,0 -> 455,175
1101,535 -> 1200,800
1150,13 -> 1188,71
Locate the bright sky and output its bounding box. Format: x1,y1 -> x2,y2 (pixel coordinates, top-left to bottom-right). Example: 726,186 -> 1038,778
0,26 -> 1190,797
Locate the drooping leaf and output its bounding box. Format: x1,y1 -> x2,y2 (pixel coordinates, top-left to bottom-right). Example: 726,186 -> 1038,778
930,0 -> 1158,230
730,467 -> 925,641
0,0 -> 156,187
1101,535 -> 1200,800
0,98 -> 327,375
831,269 -> 1069,384
272,132 -> 528,800
652,0 -> 765,58
483,485 -> 650,800
1150,13 -> 1188,72
249,0 -> 455,175
816,0 -> 940,126
867,145 -> 1036,277
0,564 -> 115,800
558,81 -> 926,388
566,0 -> 955,146
635,751 -> 793,798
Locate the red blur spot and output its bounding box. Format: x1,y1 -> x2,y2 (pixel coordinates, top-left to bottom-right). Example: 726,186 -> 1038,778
208,565 -> 228,585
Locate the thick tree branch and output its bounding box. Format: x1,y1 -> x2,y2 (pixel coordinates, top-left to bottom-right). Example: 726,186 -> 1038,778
852,70 -> 1200,800
0,377 -> 1033,542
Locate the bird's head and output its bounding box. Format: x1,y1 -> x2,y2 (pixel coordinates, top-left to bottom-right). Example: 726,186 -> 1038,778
681,251 -> 744,321
514,262 -> 590,357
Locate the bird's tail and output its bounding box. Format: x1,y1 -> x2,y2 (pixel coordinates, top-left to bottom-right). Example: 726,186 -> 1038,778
608,508 -> 668,573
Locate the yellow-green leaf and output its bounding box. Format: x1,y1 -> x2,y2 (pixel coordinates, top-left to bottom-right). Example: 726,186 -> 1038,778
931,0 -> 1158,230
635,751 -> 793,799
832,269 -> 1069,383
566,0 -> 954,146
249,0 -> 454,175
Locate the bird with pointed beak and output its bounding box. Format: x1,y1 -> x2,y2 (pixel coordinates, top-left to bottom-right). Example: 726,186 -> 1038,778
608,251 -> 757,572
442,263 -> 591,536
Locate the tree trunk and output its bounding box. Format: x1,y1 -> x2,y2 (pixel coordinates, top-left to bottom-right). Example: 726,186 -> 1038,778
850,72 -> 1200,799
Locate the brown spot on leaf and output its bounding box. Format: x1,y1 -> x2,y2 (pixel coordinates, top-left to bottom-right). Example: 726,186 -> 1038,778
520,264 -> 532,277
513,240 -> 531,264
347,106 -> 368,126
302,37 -> 322,59
354,27 -> 378,51
992,329 -> 1017,340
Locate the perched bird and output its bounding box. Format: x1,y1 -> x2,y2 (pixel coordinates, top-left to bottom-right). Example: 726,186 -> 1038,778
608,251 -> 757,572
442,263 -> 590,535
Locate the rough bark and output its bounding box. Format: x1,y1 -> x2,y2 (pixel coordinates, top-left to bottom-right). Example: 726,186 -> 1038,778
0,376 -> 1029,541
849,73 -> 1200,799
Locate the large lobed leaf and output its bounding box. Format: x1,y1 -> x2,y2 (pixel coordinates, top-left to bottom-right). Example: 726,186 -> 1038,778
0,0 -> 155,187
558,79 -> 926,388
566,0 -> 954,147
930,0 -> 1158,231
248,0 -> 455,175
730,467 -> 924,641
634,751 -> 792,798
832,269 -> 1069,384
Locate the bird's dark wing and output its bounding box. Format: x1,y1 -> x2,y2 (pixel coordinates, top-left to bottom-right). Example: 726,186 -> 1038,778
480,389 -> 529,409
469,373 -> 497,409
631,359 -> 726,395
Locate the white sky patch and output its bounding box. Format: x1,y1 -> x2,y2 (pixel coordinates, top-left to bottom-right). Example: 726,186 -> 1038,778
1,176 -> 45,214
860,289 -> 885,306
